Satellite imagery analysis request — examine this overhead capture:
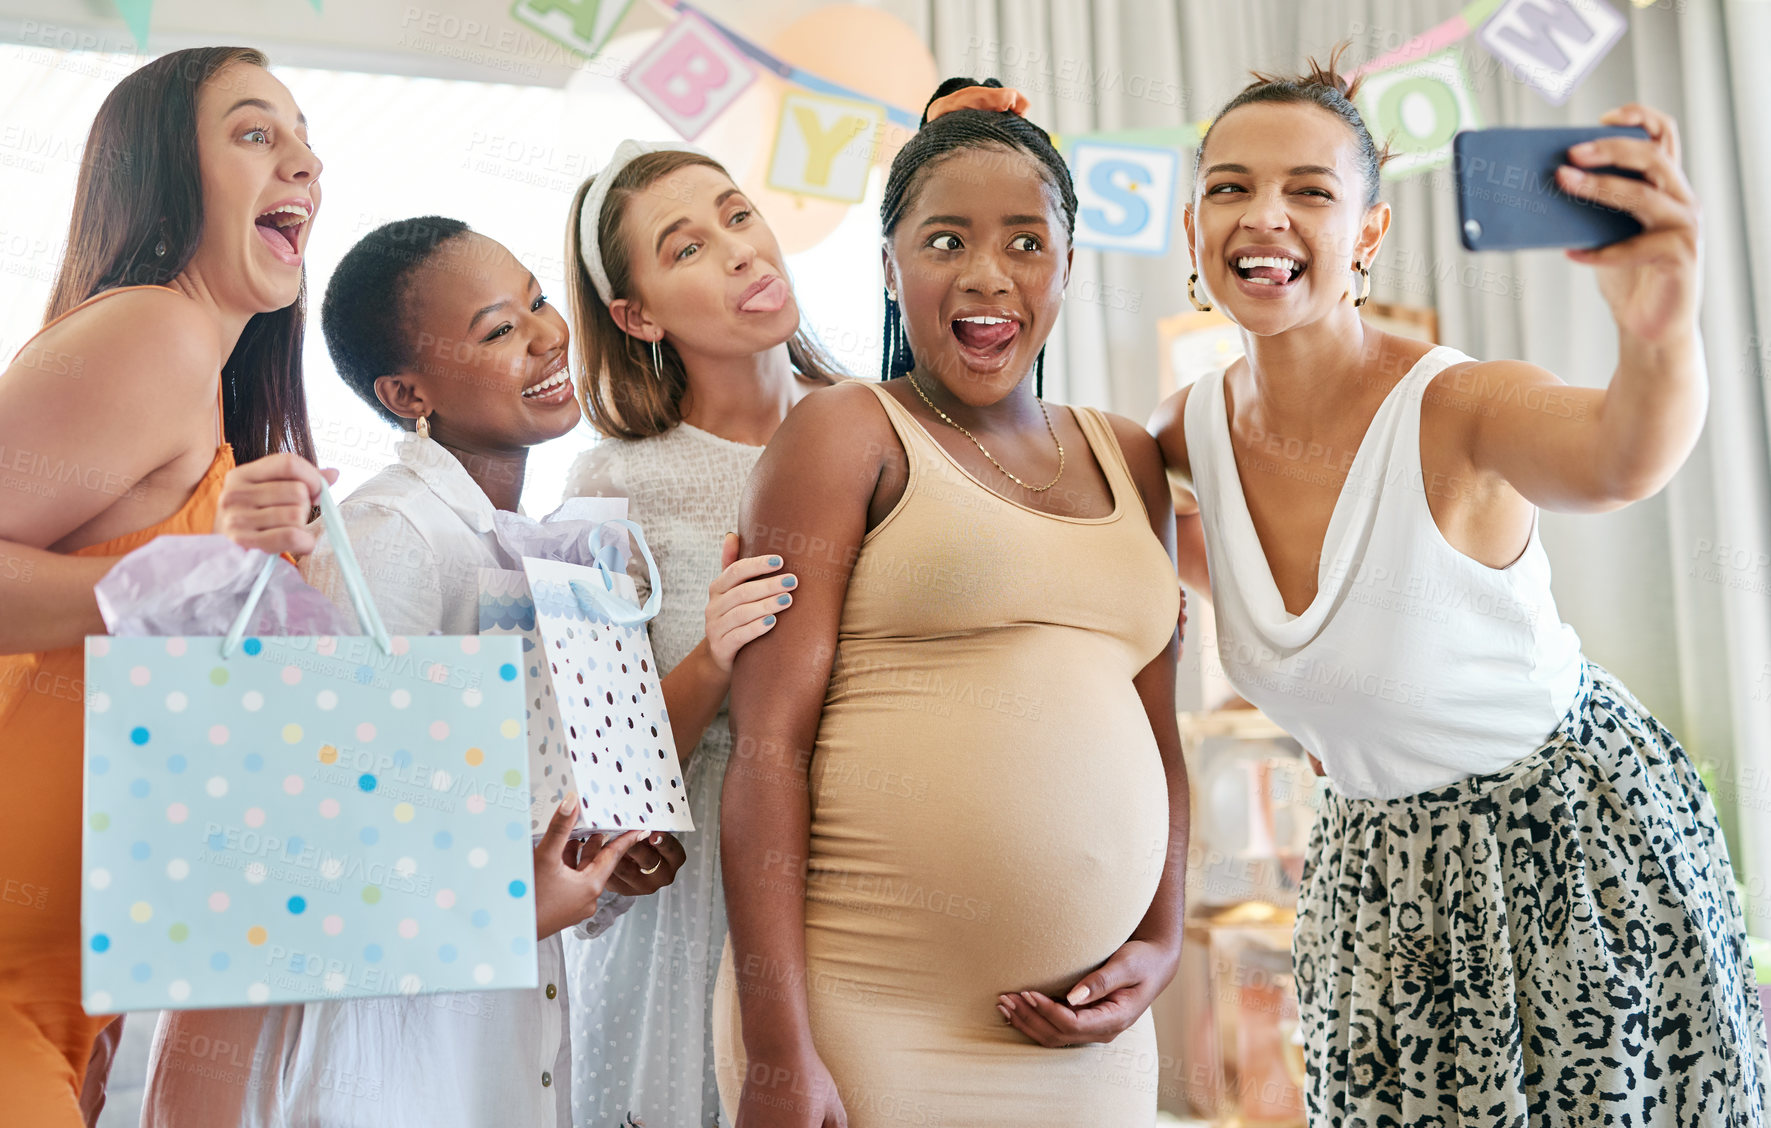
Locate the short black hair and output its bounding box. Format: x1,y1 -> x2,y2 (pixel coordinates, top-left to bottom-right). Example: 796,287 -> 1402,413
879,77 -> 1076,394
320,215 -> 471,428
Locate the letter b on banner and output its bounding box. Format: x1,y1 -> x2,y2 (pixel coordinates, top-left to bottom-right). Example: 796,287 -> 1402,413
623,12 -> 756,139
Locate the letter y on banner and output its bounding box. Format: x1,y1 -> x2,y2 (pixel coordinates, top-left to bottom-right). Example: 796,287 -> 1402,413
766,92 -> 883,204
623,12 -> 757,139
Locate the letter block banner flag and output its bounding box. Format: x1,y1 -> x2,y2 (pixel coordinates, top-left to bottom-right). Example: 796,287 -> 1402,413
82,484 -> 537,1012
765,90 -> 882,204
1357,50 -> 1482,177
1477,0 -> 1627,106
509,0 -> 635,60
1071,141 -> 1179,256
622,9 -> 757,140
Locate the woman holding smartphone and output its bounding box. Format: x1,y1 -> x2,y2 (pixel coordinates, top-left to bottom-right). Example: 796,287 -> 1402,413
1148,51 -> 1765,1126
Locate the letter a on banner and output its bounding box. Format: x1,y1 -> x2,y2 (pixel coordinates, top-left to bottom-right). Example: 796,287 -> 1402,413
509,0 -> 635,60
1357,50 -> 1481,177
623,12 -> 757,140
765,92 -> 883,204
1477,0 -> 1626,106
1071,142 -> 1178,256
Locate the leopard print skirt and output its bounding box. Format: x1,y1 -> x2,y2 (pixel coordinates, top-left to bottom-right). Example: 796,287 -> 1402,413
1295,662 -> 1768,1127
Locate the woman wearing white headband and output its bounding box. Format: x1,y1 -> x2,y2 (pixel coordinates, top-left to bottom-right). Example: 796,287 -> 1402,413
558,140 -> 846,1126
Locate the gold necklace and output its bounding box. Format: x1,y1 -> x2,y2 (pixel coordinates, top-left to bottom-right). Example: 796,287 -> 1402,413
905,370 -> 1065,492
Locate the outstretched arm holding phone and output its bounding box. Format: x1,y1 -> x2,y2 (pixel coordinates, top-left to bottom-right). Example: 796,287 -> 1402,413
1442,104 -> 1705,514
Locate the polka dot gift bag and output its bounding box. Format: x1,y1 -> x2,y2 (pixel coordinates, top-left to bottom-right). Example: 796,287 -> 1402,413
478,519 -> 693,841
82,482 -> 536,1012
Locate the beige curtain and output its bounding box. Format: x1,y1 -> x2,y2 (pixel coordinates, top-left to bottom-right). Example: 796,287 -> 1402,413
888,0 -> 1771,917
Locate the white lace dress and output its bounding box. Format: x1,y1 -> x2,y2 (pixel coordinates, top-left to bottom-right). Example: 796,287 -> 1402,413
560,422 -> 762,1128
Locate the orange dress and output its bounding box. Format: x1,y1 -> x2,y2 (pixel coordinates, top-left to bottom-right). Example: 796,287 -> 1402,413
0,285 -> 234,1126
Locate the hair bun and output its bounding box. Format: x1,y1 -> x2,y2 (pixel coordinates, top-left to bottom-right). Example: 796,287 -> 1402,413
920,76 -> 1005,127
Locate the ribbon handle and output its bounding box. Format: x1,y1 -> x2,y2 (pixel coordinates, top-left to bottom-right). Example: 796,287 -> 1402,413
567,519 -> 662,628
221,479 -> 394,657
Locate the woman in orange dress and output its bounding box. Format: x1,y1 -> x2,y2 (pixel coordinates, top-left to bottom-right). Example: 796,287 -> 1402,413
0,47 -> 322,1125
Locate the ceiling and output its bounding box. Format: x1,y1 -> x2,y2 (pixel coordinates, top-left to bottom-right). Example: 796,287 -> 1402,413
0,0 -> 846,86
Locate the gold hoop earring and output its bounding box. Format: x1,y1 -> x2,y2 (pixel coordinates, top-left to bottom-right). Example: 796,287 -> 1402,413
1187,272 -> 1212,312
1352,261 -> 1372,308
416,413 -> 431,440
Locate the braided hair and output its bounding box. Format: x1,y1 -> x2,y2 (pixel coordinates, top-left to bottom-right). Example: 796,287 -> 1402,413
1195,44 -> 1394,208
879,77 -> 1077,396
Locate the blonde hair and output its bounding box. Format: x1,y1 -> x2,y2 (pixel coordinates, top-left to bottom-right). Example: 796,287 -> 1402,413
564,149 -> 844,440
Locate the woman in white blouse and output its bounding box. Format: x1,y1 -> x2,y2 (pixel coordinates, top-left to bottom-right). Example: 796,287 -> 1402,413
557,142 -> 847,1126
147,217 -> 687,1128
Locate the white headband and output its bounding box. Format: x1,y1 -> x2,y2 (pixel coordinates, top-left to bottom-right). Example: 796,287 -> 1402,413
577,138 -> 713,306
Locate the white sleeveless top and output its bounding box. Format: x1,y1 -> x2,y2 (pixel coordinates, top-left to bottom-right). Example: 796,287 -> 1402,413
1183,345 -> 1585,800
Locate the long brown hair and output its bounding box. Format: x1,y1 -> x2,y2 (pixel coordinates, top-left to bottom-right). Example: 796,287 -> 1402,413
46,46 -> 316,465
564,149 -> 844,441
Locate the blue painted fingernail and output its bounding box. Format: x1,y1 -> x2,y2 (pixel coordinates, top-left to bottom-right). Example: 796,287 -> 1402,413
781,576 -> 797,589
767,556 -> 782,568
763,615 -> 776,626
777,594 -> 791,605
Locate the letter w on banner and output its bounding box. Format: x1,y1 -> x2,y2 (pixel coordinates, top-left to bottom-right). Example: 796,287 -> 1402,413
1478,0 -> 1627,106
623,10 -> 756,139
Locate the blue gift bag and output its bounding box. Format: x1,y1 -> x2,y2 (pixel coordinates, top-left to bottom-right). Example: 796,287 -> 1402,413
82,482 -> 536,1012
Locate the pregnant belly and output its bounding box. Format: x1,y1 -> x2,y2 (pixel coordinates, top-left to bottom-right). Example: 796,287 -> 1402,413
803,667 -> 1170,1022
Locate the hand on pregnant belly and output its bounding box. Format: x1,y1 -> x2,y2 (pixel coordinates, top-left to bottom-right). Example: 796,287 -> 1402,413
996,937 -> 1177,1047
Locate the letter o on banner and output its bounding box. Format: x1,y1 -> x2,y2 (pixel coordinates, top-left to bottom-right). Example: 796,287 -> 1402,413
1356,49 -> 1480,178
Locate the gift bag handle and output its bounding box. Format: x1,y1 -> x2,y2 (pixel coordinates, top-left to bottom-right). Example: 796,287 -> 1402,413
221,479 -> 394,657
568,519 -> 663,627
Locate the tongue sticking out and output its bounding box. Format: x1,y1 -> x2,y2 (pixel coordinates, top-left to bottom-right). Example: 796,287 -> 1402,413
256,218 -> 298,253
952,319 -> 1018,353
1243,264 -> 1292,284
739,276 -> 788,313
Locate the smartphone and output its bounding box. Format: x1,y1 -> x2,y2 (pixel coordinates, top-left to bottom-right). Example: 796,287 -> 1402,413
1454,126 -> 1650,252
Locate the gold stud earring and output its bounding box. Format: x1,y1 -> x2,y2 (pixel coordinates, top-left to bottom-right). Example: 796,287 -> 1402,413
1188,272 -> 1212,312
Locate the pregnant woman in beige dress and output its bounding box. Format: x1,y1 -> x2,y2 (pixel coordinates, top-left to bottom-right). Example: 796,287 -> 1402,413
714,80 -> 1189,1127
